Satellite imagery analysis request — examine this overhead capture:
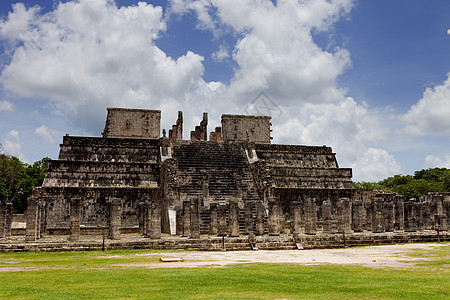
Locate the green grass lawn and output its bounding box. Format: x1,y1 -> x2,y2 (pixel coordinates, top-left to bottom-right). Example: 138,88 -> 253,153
0,245 -> 448,299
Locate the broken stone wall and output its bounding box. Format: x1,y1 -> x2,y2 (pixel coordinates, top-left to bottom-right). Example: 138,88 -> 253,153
221,114 -> 271,144
102,108 -> 161,139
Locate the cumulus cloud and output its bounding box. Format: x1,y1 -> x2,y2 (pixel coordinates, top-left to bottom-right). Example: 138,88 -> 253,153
349,148 -> 402,182
0,0 -> 401,181
0,100 -> 14,112
34,124 -> 58,143
424,154 -> 450,169
0,0 -> 207,132
403,74 -> 450,136
3,129 -> 25,160
173,0 -> 353,103
212,44 -> 229,62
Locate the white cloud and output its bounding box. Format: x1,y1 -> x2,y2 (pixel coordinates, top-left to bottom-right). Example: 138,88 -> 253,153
271,97 -> 396,181
34,125 -> 58,143
403,73 -> 450,136
0,100 -> 14,112
0,0 -> 206,132
424,154 -> 450,169
0,3 -> 40,43
0,0 -> 401,182
174,0 -> 353,104
3,129 -> 25,160
447,29 -> 450,35
212,44 -> 229,62
350,148 -> 402,182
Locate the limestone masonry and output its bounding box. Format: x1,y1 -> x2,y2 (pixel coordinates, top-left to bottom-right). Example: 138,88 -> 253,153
2,107 -> 448,247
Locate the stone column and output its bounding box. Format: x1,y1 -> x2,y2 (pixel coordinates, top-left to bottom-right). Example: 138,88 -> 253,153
351,199 -> 364,232
2,203 -> 13,238
279,205 -> 285,234
304,197 -> 317,235
138,202 -> 145,234
0,203 -> 5,238
337,198 -> 352,233
444,199 -> 450,215
244,201 -> 254,235
322,199 -> 332,233
372,197 -> 384,233
148,199 -> 161,239
25,197 -> 39,241
108,198 -> 122,240
394,196 -> 404,231
384,201 -> 395,232
291,201 -> 301,235
218,204 -> 227,236
365,201 -> 373,232
229,199 -> 239,237
176,206 -> 183,235
415,202 -> 424,231
143,203 -> 149,235
210,203 -> 218,235
434,214 -> 448,231
256,201 -> 265,235
422,201 -> 432,230
190,197 -> 200,239
69,198 -> 81,242
405,199 -> 417,232
38,201 -> 46,238
168,206 -> 177,235
202,180 -> 209,207
182,201 -> 191,237
268,196 -> 280,236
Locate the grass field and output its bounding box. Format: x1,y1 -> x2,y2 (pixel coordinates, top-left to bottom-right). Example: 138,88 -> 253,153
0,244 -> 448,299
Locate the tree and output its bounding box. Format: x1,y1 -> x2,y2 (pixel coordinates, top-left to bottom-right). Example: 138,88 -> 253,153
355,168 -> 450,199
0,154 -> 25,208
0,154 -> 49,213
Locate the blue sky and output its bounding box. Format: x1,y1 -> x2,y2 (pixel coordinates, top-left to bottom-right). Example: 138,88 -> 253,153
0,0 -> 449,182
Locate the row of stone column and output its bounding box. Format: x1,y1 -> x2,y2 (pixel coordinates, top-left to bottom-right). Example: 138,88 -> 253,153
25,196 -> 164,242
171,196 -> 353,238
0,202 -> 13,238
404,198 -> 449,232
351,197 -> 403,233
138,200 -> 162,239
23,194 -> 448,242
68,197 -> 163,241
154,195 -> 447,238
172,199 -> 268,238
289,197 -> 352,235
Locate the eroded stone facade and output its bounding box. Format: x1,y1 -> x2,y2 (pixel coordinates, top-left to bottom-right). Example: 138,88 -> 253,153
21,108 -> 448,242
102,107 -> 161,139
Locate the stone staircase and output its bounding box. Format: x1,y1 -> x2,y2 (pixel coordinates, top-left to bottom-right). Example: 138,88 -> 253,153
172,141 -> 260,202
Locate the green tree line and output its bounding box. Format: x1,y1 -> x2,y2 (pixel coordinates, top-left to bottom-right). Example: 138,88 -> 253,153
0,150 -> 49,213
355,168 -> 450,199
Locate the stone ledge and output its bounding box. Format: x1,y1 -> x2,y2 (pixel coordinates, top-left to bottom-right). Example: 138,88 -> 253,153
0,232 -> 447,253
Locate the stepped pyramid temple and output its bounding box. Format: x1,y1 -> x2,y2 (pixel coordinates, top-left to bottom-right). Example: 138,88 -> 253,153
2,107 -> 448,249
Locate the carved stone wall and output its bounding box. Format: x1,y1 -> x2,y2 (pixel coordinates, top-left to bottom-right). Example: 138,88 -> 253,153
221,114 -> 271,144
18,108 -> 448,243
102,107 -> 161,139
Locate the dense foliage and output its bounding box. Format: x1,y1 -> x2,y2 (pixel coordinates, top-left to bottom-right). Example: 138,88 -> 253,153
355,168 -> 450,199
0,152 -> 49,213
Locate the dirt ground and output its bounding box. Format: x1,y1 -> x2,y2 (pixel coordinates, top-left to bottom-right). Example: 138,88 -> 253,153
115,243 -> 449,269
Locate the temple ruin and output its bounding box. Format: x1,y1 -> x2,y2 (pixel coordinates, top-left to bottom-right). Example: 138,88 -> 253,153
1,107 -> 448,249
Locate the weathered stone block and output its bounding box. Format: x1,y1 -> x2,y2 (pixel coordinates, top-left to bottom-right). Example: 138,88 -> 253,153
108,198 -> 122,240
229,200 -> 239,237
69,198 -> 81,242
